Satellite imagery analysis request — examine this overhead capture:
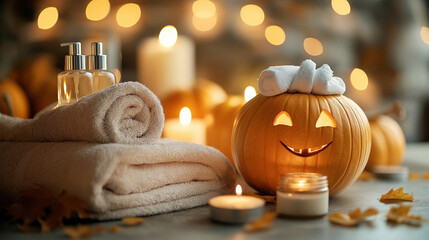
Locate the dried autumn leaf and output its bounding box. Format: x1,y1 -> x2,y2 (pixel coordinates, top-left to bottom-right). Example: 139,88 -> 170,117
409,173 -> 419,180
56,191 -> 87,219
243,191 -> 276,203
122,217 -> 145,226
64,225 -> 93,239
108,225 -> 121,233
329,208 -> 378,227
7,186 -> 53,222
358,171 -> 375,181
245,211 -> 277,232
380,187 -> 414,203
387,204 -> 428,226
422,172 -> 429,180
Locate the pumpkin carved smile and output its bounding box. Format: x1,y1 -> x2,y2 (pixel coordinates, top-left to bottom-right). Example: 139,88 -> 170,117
280,141 -> 332,157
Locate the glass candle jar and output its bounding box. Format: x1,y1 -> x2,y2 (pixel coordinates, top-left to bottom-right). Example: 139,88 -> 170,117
276,173 -> 328,218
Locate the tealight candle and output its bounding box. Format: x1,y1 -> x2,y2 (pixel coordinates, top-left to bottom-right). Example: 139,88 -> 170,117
209,185 -> 265,224
276,173 -> 328,218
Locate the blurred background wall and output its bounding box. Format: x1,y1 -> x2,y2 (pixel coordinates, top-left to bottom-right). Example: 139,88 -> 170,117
0,0 -> 428,141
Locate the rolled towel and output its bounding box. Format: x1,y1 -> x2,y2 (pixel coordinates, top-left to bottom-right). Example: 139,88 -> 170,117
0,82 -> 164,144
0,139 -> 235,220
258,59 -> 346,96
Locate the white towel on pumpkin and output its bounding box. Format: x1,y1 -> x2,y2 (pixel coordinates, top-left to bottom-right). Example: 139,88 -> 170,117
0,139 -> 235,220
0,82 -> 164,145
258,59 -> 346,96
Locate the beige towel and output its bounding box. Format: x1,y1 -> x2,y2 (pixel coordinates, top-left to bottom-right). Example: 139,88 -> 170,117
0,139 -> 235,220
0,82 -> 164,145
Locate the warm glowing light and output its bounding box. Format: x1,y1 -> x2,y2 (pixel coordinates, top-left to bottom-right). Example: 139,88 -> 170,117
63,81 -> 71,103
192,0 -> 216,18
113,68 -> 121,83
315,110 -> 337,128
37,7 -> 58,30
180,107 -> 192,125
331,0 -> 351,16
159,25 -> 178,47
116,3 -> 141,28
274,111 -> 293,127
235,184 -> 243,196
86,0 -> 110,21
420,26 -> 429,45
240,4 -> 265,26
192,15 -> 217,32
303,38 -> 324,56
244,86 -> 256,102
350,68 -> 369,91
265,25 -> 286,46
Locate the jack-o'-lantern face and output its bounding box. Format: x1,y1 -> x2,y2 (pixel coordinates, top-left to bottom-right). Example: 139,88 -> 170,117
273,110 -> 337,157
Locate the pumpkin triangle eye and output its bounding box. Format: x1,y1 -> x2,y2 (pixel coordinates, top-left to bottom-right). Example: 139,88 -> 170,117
273,111 -> 293,126
316,110 -> 337,128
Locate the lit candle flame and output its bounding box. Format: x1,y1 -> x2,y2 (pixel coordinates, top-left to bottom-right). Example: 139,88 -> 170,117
235,184 -> 243,196
179,107 -> 192,126
159,25 -> 178,48
244,86 -> 256,102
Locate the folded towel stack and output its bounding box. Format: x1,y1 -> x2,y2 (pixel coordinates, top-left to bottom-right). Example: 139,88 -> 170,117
0,82 -> 235,220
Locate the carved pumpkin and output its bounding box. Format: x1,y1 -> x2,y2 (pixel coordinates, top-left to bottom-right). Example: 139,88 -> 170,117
207,96 -> 245,163
0,79 -> 30,118
366,115 -> 405,169
232,93 -> 371,195
162,79 -> 227,119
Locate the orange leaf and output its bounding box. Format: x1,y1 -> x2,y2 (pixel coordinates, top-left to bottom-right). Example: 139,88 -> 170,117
245,211 -> 277,232
422,172 -> 429,180
122,217 -> 145,226
329,207 -> 378,227
380,187 -> 414,203
64,225 -> 93,239
7,186 -> 53,222
108,226 -> 121,233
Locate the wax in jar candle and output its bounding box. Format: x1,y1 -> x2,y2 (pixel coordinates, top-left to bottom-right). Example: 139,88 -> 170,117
163,107 -> 206,145
276,173 -> 328,218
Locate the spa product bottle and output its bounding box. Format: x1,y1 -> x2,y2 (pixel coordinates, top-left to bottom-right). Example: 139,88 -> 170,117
57,42 -> 93,107
88,42 -> 116,92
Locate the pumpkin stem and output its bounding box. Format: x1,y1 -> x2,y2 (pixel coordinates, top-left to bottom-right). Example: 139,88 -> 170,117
368,100 -> 406,122
2,92 -> 14,116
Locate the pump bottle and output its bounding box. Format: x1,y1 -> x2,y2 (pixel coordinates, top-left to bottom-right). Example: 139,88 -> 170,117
88,42 -> 116,92
57,42 -> 93,107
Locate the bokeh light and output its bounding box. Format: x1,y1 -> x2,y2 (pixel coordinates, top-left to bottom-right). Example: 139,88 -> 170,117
331,0 -> 351,16
240,4 -> 265,26
192,0 -> 216,19
116,3 -> 141,28
350,68 -> 369,91
37,7 -> 58,30
303,38 -> 324,56
265,25 -> 286,46
420,26 -> 429,45
193,15 -> 217,32
86,0 -> 110,21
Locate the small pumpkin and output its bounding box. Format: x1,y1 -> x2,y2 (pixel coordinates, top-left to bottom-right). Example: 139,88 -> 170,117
206,96 -> 245,163
162,79 -> 227,119
0,79 -> 30,119
366,115 -> 405,169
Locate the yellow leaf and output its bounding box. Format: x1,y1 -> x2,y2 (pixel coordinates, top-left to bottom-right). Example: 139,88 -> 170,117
245,211 -> 277,232
122,217 -> 145,226
387,204 -> 427,226
329,207 -> 378,227
380,187 -> 414,202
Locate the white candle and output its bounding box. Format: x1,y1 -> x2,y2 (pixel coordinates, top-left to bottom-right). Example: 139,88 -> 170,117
209,185 -> 265,224
138,25 -> 195,99
276,173 -> 329,218
163,107 -> 206,144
